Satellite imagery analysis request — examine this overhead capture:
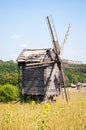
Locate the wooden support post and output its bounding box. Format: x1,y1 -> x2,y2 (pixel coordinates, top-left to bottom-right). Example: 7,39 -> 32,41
18,64 -> 21,88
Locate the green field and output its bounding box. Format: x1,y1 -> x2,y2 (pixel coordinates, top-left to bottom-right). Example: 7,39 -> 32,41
0,87 -> 86,130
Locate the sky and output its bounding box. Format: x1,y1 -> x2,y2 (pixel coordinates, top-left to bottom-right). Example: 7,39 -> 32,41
0,0 -> 86,63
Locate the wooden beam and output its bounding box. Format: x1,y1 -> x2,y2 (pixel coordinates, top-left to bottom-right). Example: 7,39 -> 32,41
26,61 -> 54,67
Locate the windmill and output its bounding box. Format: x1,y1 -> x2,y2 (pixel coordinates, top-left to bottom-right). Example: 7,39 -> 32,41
46,16 -> 71,102
17,16 -> 71,102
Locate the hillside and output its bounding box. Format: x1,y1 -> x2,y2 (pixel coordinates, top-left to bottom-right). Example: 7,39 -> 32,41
64,64 -> 86,85
0,60 -> 86,86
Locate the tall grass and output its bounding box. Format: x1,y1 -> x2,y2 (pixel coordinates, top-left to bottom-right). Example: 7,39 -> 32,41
0,88 -> 86,130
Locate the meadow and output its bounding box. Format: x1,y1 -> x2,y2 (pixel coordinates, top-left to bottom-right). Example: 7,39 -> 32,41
0,87 -> 86,130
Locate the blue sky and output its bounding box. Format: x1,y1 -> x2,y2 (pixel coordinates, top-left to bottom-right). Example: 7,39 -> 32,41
0,0 -> 86,63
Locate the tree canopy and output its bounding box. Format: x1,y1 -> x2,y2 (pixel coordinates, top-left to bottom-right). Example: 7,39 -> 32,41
0,61 -> 18,85
64,64 -> 86,85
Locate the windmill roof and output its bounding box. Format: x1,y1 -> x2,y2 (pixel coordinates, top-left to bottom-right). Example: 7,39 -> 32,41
17,48 -> 52,63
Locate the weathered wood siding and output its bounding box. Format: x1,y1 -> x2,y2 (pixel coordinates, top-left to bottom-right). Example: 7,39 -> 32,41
44,63 -> 60,97
22,67 -> 45,95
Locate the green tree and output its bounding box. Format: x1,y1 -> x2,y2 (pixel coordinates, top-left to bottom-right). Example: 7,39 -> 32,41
0,84 -> 20,102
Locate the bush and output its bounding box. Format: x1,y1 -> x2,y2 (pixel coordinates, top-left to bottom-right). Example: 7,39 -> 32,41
0,84 -> 21,102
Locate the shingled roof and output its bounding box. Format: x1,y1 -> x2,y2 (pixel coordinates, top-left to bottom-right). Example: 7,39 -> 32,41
17,48 -> 52,63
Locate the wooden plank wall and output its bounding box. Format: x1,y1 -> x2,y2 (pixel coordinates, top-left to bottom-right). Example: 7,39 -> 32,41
44,63 -> 60,97
22,64 -> 60,96
22,67 -> 45,95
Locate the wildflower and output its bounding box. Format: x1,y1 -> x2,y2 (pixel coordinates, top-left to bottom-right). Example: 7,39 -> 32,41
31,100 -> 35,105
44,103 -> 51,114
44,103 -> 50,110
10,104 -> 15,109
43,109 -> 48,115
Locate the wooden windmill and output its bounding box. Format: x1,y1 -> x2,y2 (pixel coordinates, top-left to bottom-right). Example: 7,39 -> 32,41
17,16 -> 70,102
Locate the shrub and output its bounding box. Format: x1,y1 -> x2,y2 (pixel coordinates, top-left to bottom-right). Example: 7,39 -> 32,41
0,84 -> 20,102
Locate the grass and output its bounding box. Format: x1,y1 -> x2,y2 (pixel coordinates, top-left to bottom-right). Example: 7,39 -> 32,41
0,87 -> 86,130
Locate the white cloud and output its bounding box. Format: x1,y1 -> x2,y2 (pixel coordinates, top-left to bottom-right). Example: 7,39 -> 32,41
19,43 -> 28,48
11,34 -> 22,39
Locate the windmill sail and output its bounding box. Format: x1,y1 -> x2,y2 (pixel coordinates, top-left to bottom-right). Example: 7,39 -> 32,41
46,16 -> 60,55
47,16 -> 69,102
60,24 -> 71,55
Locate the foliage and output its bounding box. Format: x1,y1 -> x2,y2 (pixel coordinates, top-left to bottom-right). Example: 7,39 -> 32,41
0,88 -> 86,130
64,64 -> 86,85
0,60 -> 18,85
0,84 -> 20,102
0,60 -> 17,74
0,73 -> 18,85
